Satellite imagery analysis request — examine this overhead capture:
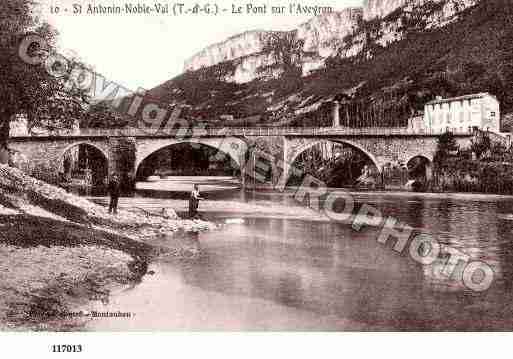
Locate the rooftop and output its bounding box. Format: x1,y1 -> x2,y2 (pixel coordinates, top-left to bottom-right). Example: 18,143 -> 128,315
426,93 -> 497,106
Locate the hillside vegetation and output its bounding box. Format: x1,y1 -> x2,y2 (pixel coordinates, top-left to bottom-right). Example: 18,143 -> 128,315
107,0 -> 512,130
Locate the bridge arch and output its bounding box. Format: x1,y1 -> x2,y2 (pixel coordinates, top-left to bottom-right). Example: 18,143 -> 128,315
135,138 -> 247,180
59,142 -> 110,186
289,139 -> 382,173
60,142 -> 109,162
406,154 -> 433,181
406,153 -> 433,166
286,139 -> 382,187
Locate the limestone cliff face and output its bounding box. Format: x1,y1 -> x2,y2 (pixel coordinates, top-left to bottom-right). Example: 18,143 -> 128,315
227,52 -> 276,83
183,0 -> 479,83
341,0 -> 479,59
184,9 -> 362,83
363,0 -> 478,21
419,0 -> 479,29
363,0 -> 408,20
184,30 -> 268,73
297,8 -> 363,58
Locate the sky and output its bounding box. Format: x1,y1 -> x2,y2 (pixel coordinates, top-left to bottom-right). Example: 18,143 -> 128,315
41,0 -> 362,91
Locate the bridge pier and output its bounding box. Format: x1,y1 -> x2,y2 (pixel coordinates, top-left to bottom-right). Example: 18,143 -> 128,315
107,137 -> 137,193
241,136 -> 287,190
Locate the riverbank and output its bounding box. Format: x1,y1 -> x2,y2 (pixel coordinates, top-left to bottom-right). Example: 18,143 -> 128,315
0,166 -> 216,331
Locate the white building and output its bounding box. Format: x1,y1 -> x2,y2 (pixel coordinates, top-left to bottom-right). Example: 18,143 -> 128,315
424,93 -> 500,133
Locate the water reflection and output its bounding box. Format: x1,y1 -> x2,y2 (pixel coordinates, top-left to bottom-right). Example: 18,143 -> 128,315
86,189 -> 513,330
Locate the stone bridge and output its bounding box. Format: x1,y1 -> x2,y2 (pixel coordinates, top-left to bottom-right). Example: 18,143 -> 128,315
8,127 -> 478,188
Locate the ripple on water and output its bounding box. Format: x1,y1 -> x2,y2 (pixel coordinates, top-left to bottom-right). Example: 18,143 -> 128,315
85,185 -> 513,330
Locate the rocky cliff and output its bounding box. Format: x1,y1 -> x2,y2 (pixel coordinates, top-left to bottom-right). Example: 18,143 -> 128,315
363,0 -> 408,20
183,1 -> 478,83
363,0 -> 479,21
297,8 -> 363,58
184,30 -> 270,73
184,8 -> 362,83
340,0 -> 479,60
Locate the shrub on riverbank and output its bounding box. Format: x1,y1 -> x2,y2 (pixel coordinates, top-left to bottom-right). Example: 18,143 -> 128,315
433,132 -> 513,195
434,159 -> 513,195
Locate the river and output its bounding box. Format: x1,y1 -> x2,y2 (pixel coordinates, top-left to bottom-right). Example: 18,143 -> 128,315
82,177 -> 513,331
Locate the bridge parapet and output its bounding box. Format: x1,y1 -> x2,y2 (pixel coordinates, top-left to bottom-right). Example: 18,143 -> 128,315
10,126 -> 478,139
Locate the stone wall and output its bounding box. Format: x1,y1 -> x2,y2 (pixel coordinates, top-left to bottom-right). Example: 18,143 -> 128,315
107,137 -> 137,191
9,138 -> 110,185
243,136 -> 287,188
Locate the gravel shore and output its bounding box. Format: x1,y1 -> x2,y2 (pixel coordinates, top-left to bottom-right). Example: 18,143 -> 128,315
0,165 -> 216,331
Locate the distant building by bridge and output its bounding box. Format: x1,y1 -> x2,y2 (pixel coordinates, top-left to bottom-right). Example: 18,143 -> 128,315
423,93 -> 500,133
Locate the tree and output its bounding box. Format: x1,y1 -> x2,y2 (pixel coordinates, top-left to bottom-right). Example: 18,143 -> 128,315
470,131 -> 491,160
257,31 -> 315,90
434,131 -> 459,173
83,102 -> 129,129
0,0 -> 89,156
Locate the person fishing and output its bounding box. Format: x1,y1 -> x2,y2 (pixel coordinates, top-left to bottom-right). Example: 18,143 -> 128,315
189,184 -> 203,219
108,174 -> 121,215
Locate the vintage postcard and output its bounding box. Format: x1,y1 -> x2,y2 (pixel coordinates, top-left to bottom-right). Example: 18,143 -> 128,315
1,0 -> 513,355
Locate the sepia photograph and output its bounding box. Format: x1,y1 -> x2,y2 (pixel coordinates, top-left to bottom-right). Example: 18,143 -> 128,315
1,0 -> 513,354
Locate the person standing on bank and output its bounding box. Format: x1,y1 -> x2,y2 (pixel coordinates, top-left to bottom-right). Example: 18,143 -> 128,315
189,184 -> 203,219
108,174 -> 121,215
